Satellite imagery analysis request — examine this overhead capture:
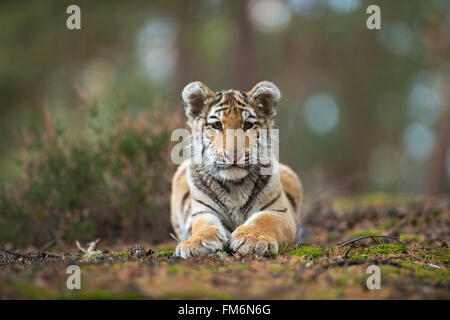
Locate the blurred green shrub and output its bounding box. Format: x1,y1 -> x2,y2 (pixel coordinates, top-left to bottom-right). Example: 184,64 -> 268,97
0,100 -> 175,248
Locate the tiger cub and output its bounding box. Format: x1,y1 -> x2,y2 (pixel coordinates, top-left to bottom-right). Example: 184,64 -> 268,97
171,81 -> 302,258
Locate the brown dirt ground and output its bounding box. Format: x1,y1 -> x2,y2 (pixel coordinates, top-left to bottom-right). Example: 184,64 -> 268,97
1,194 -> 449,299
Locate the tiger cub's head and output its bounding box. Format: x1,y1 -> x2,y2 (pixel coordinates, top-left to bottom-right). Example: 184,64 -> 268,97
182,81 -> 280,181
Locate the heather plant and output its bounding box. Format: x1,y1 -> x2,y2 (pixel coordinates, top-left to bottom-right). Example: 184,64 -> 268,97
0,100 -> 174,248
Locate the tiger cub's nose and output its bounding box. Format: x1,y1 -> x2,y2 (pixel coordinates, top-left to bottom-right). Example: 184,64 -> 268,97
225,153 -> 243,164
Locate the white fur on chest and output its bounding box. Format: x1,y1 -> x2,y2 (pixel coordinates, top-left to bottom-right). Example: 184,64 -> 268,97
187,160 -> 281,229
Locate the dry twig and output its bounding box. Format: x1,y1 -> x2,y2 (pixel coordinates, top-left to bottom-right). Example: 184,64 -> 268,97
338,235 -> 406,248
76,238 -> 101,254
40,240 -> 56,251
0,248 -> 62,260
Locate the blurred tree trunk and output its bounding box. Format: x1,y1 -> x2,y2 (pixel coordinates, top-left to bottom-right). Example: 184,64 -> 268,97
174,1 -> 196,91
229,0 -> 262,90
425,19 -> 450,195
427,72 -> 450,195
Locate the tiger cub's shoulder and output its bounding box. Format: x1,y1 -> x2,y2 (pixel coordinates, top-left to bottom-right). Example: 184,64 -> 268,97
279,163 -> 303,216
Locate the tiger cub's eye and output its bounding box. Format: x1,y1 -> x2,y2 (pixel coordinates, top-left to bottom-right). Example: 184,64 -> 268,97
212,122 -> 222,130
243,121 -> 254,130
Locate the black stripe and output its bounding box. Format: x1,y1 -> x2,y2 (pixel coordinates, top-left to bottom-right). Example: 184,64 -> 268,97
230,173 -> 252,186
181,191 -> 190,209
285,192 -> 297,211
192,199 -> 221,216
240,174 -> 271,216
191,166 -> 230,215
215,106 -> 231,112
190,165 -> 234,230
209,93 -> 223,105
272,208 -> 287,213
191,199 -> 233,231
213,177 -> 230,193
191,210 -> 210,217
192,166 -> 230,214
260,192 -> 281,211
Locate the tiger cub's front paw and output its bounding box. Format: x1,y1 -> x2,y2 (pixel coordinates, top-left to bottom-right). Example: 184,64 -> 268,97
175,226 -> 228,259
230,225 -> 278,255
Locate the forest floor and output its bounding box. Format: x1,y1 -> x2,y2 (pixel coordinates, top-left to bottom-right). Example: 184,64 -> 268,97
1,194 -> 449,299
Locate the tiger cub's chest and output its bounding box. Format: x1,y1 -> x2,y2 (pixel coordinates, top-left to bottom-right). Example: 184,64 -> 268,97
218,175 -> 276,228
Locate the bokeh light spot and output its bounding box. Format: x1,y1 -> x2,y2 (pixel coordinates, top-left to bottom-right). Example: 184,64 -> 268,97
249,0 -> 292,33
403,122 -> 435,162
327,0 -> 361,13
137,19 -> 177,81
303,93 -> 339,135
408,71 -> 442,126
288,0 -> 315,16
379,22 -> 413,56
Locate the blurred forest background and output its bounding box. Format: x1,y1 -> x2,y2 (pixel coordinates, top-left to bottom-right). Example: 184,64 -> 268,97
0,0 -> 449,248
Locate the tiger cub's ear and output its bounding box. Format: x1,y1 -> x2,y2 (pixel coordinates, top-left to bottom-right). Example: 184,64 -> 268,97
247,81 -> 281,119
182,81 -> 215,120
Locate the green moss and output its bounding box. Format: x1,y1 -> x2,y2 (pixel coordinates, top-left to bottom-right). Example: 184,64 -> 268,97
279,247 -> 291,255
266,250 -> 278,258
348,244 -> 408,260
115,252 -> 131,259
288,246 -> 325,258
399,234 -> 420,242
382,263 -> 450,282
215,250 -> 228,261
155,244 -> 174,251
167,265 -> 185,275
371,244 -> 408,254
81,250 -> 103,262
156,250 -> 174,258
230,263 -> 250,270
414,268 -> 449,282
348,229 -> 380,238
333,193 -> 407,210
417,249 -> 450,263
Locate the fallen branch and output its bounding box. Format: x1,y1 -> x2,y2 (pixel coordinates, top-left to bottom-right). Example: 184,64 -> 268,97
0,249 -> 29,259
0,248 -> 63,260
39,252 -> 63,259
344,245 -> 354,259
40,240 -> 56,251
337,235 -> 406,248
